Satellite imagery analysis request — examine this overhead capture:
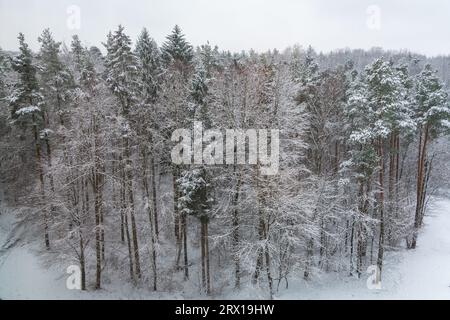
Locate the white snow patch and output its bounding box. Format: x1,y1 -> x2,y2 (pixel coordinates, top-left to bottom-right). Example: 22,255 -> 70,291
274,197 -> 450,300
1,198 -> 450,299
15,106 -> 40,116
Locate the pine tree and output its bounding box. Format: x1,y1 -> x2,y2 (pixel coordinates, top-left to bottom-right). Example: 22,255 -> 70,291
37,28 -> 73,256
345,58 -> 414,279
345,76 -> 378,274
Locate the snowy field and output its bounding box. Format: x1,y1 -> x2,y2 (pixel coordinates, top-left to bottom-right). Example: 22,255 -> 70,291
1,197 -> 449,300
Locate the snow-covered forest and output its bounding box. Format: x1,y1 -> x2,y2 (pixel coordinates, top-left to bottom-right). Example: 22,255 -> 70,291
1,24 -> 450,299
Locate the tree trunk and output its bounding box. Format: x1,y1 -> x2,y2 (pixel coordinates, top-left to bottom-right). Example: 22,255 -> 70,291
125,137 -> 141,279
201,219 -> 206,292
94,180 -> 102,289
411,124 -> 429,249
349,218 -> 355,276
173,167 -> 182,269
79,232 -> 86,291
44,138 -> 57,242
182,213 -> 189,280
92,114 -> 104,289
150,152 -> 159,240
376,137 -> 385,280
265,243 -> 274,300
304,237 -> 313,280
232,166 -> 242,289
253,168 -> 267,284
32,114 -> 49,249
205,220 -> 211,295
142,151 -> 158,291
199,217 -> 211,294
124,208 -> 135,283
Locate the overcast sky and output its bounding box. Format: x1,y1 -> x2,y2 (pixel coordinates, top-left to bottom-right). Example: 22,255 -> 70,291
1,0 -> 449,57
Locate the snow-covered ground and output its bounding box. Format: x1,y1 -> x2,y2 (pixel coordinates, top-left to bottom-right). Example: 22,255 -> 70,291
1,198 -> 450,300
275,197 -> 450,300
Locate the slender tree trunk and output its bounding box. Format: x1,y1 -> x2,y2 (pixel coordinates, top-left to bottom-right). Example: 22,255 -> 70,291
201,219 -> 206,292
173,167 -> 182,269
377,137 -> 385,281
92,114 -> 104,289
100,203 -> 105,262
334,141 -> 340,175
349,218 -> 355,276
232,166 -> 242,289
253,209 -> 265,283
356,177 -> 366,277
94,179 -> 102,289
254,169 -> 267,283
205,220 -> 211,295
388,133 -> 395,204
199,217 -> 211,294
319,217 -> 325,268
150,149 -> 159,240
420,156 -> 433,227
44,138 -> 57,238
265,243 -> 274,300
79,232 -> 86,290
304,237 -> 313,280
142,152 -> 158,291
124,208 -> 135,283
118,153 -> 125,243
125,137 -> 141,279
79,178 -> 88,291
32,114 -> 49,249
387,132 -> 398,244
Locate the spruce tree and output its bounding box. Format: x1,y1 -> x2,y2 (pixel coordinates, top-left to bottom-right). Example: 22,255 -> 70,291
161,25 -> 193,67
104,25 -> 142,282
135,27 -> 162,290
104,25 -> 138,114
38,28 -> 75,125
70,34 -> 84,73
135,28 -> 161,104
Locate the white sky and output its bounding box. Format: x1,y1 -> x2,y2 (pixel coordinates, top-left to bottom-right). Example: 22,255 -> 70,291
1,0 -> 449,57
